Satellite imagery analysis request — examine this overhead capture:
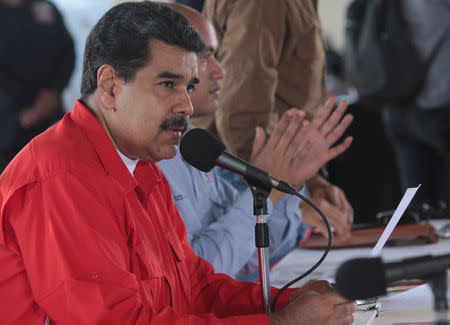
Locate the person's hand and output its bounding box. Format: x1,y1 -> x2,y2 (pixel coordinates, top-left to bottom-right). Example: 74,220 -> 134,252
289,280 -> 335,301
20,89 -> 59,128
300,197 -> 352,240
250,97 -> 353,204
305,174 -> 354,238
249,108 -> 307,204
283,97 -> 353,189
269,280 -> 356,325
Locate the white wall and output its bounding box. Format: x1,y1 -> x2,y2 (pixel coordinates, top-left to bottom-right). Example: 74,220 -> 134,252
53,0 -> 115,111
318,0 -> 352,53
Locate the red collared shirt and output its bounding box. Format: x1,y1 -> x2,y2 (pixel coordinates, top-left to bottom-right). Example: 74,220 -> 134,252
0,101 -> 289,324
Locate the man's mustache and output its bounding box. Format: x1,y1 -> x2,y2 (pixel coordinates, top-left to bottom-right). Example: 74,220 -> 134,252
160,116 -> 188,131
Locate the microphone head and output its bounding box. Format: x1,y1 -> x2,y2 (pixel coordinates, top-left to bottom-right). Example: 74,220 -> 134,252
180,128 -> 226,172
335,257 -> 387,300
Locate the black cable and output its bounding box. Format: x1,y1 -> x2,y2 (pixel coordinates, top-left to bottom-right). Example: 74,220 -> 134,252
271,191 -> 333,312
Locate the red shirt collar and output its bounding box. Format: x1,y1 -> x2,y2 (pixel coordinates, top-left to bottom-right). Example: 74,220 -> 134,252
70,100 -> 163,193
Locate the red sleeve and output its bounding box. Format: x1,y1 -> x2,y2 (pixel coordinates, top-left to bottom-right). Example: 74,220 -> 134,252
4,172 -> 284,324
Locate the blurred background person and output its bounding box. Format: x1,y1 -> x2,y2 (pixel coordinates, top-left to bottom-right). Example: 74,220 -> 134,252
0,0 -> 74,172
197,0 -> 327,161
194,0 -> 355,231
343,0 -> 449,219
381,0 -> 450,209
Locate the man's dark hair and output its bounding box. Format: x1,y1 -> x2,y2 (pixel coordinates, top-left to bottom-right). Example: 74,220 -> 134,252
80,1 -> 206,100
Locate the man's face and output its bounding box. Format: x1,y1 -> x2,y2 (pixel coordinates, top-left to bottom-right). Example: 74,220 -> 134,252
189,19 -> 225,117
110,40 -> 199,162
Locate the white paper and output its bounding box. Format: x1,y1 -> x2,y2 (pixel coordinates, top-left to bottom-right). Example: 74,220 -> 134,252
369,185 -> 421,257
352,310 -> 377,325
379,282 -> 450,312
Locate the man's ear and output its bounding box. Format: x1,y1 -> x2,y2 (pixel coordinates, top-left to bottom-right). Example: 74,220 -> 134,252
96,64 -> 122,111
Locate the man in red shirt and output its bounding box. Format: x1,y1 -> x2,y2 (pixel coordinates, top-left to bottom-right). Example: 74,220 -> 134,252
0,1 -> 355,324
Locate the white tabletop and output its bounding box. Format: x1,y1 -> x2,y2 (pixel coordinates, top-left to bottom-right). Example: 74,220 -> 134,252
270,220 -> 450,325
271,220 -> 450,288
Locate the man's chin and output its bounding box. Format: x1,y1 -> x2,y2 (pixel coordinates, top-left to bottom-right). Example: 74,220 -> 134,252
159,145 -> 178,161
142,145 -> 177,163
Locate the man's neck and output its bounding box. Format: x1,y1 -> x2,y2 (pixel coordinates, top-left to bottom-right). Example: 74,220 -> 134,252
116,149 -> 138,176
82,97 -> 122,153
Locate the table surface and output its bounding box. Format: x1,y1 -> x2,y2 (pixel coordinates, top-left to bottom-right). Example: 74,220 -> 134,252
270,220 -> 450,325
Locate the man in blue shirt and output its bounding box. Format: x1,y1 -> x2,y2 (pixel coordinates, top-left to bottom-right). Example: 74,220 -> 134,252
158,4 -> 354,280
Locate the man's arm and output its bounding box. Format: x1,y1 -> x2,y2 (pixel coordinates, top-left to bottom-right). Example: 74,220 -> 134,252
161,178 -> 294,318
3,172 -> 274,324
161,163 -> 261,277
159,151 -> 303,279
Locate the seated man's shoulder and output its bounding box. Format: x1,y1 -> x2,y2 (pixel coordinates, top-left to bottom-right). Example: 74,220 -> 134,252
1,117 -> 105,191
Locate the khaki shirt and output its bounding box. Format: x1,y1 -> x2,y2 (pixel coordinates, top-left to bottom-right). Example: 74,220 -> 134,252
193,0 -> 327,160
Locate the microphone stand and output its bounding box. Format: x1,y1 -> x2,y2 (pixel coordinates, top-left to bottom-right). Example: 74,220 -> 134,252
427,272 -> 448,325
247,180 -> 272,314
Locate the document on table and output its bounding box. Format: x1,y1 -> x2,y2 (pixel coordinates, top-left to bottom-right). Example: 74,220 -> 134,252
380,282 -> 450,312
352,310 -> 378,325
369,185 -> 421,257
319,185 -> 421,285
372,282 -> 450,324
351,185 -> 421,325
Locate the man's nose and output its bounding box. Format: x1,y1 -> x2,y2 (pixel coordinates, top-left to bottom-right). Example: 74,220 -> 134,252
210,57 -> 225,80
175,91 -> 195,117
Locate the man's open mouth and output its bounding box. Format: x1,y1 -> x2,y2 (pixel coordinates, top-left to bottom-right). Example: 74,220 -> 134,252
166,126 -> 186,133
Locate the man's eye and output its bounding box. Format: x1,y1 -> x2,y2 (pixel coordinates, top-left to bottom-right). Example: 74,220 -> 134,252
160,81 -> 174,88
187,84 -> 196,93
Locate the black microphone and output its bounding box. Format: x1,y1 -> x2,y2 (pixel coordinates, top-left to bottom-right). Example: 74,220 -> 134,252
179,128 -> 297,194
334,253 -> 450,300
